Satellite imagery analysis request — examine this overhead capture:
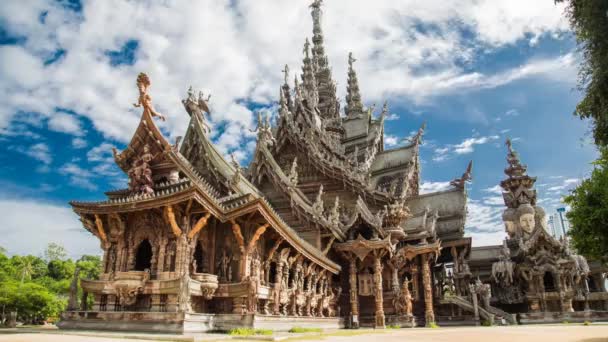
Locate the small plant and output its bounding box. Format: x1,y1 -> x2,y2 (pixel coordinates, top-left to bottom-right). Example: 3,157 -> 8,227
562,320 -> 569,325
481,320 -> 492,327
288,327 -> 323,333
228,328 -> 273,336
386,324 -> 401,329
427,322 -> 440,329
583,321 -> 591,326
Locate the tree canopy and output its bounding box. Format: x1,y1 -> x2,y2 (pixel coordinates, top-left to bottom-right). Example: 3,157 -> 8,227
0,244 -> 101,325
556,0 -> 608,146
564,147 -> 608,263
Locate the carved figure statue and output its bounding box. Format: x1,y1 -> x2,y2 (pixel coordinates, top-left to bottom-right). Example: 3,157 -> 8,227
127,144 -> 156,194
517,204 -> 536,235
394,277 -> 413,316
503,208 -> 517,238
491,240 -> 514,286
287,157 -> 299,186
450,161 -> 473,189
217,250 -> 231,282
67,267 -> 80,310
133,73 -> 165,121
191,259 -> 198,274
311,185 -> 324,220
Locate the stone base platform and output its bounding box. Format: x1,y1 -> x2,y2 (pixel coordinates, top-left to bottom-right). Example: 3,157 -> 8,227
518,310 -> 608,324
385,314 -> 416,328
58,311 -> 344,334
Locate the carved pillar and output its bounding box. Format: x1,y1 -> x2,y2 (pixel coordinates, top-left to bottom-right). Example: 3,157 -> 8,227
264,262 -> 271,285
156,237 -> 167,274
373,256 -> 385,329
470,284 -> 479,321
411,263 -> 420,300
391,265 -> 399,293
349,259 -> 359,328
273,262 -> 284,315
421,253 -> 435,325
115,241 -> 126,272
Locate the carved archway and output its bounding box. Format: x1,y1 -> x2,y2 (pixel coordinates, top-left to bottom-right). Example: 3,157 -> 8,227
134,239 -> 153,271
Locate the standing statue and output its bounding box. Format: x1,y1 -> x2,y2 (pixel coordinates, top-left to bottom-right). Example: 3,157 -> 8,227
127,144 -> 156,194
67,267 -> 81,311
217,250 -> 231,282
394,277 -> 413,316
133,72 -> 165,121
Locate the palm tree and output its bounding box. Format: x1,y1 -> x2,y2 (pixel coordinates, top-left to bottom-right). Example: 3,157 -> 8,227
17,258 -> 34,284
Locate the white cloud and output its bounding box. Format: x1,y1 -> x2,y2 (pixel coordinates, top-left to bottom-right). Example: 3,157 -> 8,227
385,113 -> 400,121
483,185 -> 503,195
58,162 -> 97,191
48,111 -> 83,136
72,137 -> 87,149
0,199 -> 99,258
385,134 -> 400,147
0,0 -> 573,154
465,198 -> 505,246
420,181 -> 451,194
432,134 -> 499,161
453,135 -> 499,154
25,142 -> 52,165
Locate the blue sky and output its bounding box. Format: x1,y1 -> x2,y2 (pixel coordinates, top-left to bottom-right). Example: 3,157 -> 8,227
0,0 -> 597,258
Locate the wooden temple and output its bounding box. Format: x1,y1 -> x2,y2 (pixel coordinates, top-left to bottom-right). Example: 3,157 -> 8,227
59,0 -> 607,333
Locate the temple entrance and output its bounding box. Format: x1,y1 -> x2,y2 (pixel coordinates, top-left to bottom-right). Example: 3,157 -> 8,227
543,272 -> 556,292
134,239 -> 152,271
193,242 -> 204,273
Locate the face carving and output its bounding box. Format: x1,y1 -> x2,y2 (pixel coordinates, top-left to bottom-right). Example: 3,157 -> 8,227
519,213 -> 535,234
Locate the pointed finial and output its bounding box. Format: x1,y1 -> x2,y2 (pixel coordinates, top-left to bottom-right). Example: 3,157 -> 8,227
381,101 -> 388,119
303,38 -> 311,58
506,137 -> 514,154
348,52 -> 356,68
412,122 -> 426,145
282,64 -> 290,85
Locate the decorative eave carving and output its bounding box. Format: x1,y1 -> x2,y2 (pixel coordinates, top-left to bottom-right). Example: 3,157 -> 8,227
334,235 -> 395,261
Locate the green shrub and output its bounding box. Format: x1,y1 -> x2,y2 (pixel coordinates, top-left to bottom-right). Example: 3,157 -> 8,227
288,327 -> 323,333
228,328 -> 273,336
562,320 -> 569,325
386,324 -> 401,329
583,321 -> 591,326
427,322 -> 440,328
481,320 -> 492,327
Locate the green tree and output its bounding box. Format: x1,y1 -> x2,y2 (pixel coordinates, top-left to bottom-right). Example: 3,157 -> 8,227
564,147 -> 608,263
44,243 -> 67,262
47,259 -> 75,281
556,0 -> 608,146
76,255 -> 102,280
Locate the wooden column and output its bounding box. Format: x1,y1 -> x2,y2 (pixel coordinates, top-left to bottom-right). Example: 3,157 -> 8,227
349,259 -> 359,328
422,253 -> 435,325
273,262 -> 284,315
156,237 -> 167,273
470,284 -> 479,321
391,265 -> 400,293
411,263 -> 420,300
373,256 -> 385,328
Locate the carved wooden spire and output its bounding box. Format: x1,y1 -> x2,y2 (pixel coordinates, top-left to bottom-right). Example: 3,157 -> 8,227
500,138 -> 537,208
281,64 -> 293,111
345,52 -> 364,117
309,0 -> 338,119
301,38 -> 319,108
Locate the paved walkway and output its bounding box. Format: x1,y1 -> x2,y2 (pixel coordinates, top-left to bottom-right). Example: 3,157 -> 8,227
0,325 -> 607,342
324,325 -> 608,342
